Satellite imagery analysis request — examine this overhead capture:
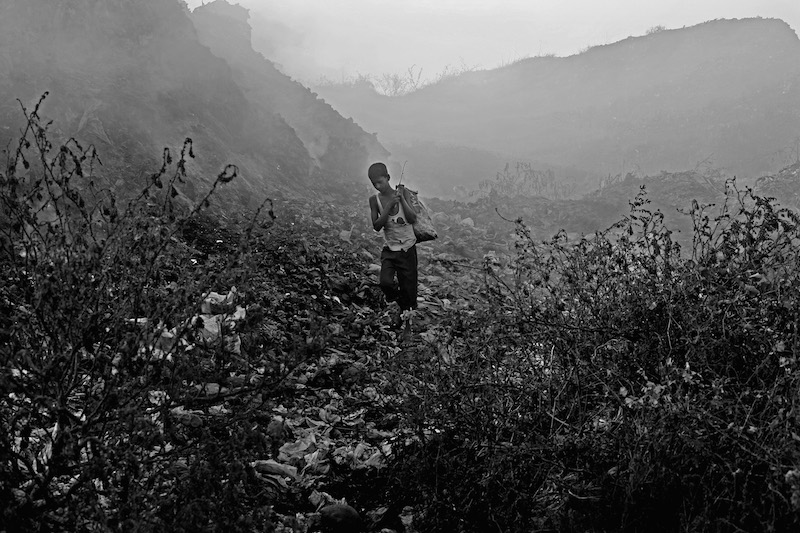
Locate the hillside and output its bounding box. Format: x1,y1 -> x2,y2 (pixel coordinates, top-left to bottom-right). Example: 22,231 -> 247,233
315,18 -> 800,196
190,1 -> 387,202
755,161 -> 800,209
5,105 -> 800,530
4,4 -> 800,527
418,160 -> 800,257
0,0 -> 387,209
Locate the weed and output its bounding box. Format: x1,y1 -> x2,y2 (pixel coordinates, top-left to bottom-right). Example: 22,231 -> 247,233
0,94 -> 294,531
385,185 -> 800,532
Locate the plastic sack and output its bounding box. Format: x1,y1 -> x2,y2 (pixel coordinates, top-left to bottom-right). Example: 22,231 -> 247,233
403,188 -> 438,242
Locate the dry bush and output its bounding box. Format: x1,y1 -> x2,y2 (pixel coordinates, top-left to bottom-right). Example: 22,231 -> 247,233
385,186 -> 800,532
0,95 -> 301,532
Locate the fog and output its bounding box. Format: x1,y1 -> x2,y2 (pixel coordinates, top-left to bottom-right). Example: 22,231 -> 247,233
3,0 -> 798,204
184,0 -> 800,84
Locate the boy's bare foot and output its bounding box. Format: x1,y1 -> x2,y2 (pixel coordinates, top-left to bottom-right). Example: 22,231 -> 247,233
400,322 -> 413,344
399,309 -> 414,343
390,306 -> 403,329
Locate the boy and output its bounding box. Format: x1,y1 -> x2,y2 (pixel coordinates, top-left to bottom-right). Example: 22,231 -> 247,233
368,162 -> 417,342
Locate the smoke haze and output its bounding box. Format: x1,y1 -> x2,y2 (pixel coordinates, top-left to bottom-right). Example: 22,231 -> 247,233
184,0 -> 800,84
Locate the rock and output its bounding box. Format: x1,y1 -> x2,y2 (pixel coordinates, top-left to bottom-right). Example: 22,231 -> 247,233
155,329 -> 177,351
320,503 -> 363,533
250,459 -> 298,479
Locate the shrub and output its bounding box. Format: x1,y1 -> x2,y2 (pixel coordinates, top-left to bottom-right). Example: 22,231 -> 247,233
0,94 -> 300,531
386,185 -> 800,532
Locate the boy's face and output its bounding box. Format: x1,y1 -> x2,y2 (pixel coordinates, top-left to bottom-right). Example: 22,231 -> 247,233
370,175 -> 391,194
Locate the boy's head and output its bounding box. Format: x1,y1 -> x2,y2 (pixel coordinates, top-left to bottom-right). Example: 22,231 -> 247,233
368,162 -> 389,182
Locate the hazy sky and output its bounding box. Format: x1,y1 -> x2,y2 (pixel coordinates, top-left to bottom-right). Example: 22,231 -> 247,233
185,0 -> 800,83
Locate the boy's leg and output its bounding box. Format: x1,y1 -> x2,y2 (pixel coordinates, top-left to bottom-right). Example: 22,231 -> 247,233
379,248 -> 401,304
395,246 -> 418,312
396,247 -> 418,343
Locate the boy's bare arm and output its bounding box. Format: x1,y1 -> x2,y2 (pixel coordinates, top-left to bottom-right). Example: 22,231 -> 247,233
397,186 -> 417,224
370,195 -> 394,231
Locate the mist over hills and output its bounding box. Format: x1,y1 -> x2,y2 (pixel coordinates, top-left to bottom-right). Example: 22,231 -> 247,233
190,2 -> 387,190
315,18 -> 800,198
2,0 -> 799,239
0,0 -> 387,209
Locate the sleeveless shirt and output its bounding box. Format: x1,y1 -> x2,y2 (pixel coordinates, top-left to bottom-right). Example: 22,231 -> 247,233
375,193 -> 416,251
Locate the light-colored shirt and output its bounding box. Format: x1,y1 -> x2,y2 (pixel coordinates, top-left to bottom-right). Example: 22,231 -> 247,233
376,193 -> 416,251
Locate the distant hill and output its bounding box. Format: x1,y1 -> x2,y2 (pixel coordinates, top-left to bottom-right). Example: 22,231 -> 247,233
417,157 -> 800,257
315,18 -> 800,197
190,2 -> 387,199
0,0 -> 387,209
754,161 -> 800,209
425,168 -> 725,251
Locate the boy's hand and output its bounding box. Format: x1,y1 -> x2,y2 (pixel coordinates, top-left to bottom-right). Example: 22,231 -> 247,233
387,192 -> 401,208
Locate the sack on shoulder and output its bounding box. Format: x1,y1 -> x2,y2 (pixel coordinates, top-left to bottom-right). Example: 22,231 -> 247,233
403,188 -> 438,242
